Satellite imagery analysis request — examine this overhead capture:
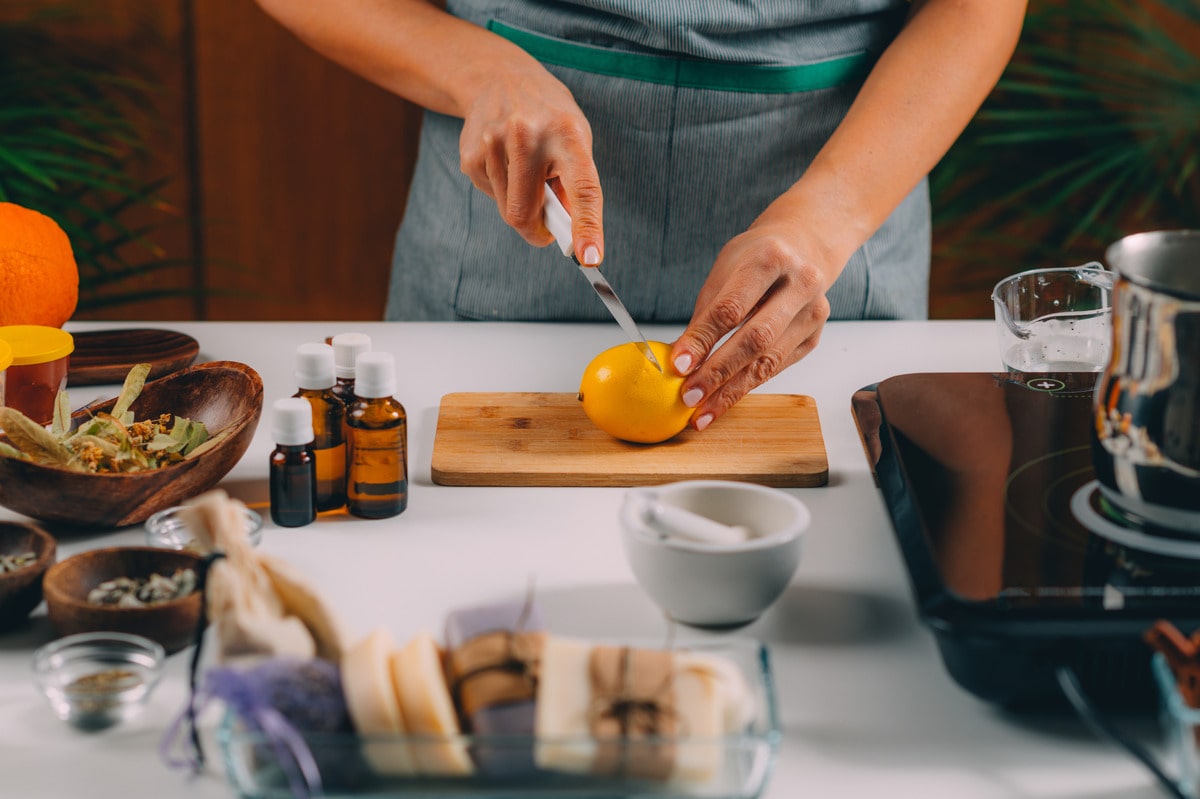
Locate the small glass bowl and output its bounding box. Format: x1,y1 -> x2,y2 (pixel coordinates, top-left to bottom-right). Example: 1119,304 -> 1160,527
32,631 -> 165,730
144,504 -> 263,551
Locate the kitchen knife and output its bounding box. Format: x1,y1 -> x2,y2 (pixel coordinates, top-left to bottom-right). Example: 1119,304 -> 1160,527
542,184 -> 663,373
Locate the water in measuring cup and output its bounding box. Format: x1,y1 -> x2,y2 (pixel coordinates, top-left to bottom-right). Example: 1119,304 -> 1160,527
1003,315 -> 1110,373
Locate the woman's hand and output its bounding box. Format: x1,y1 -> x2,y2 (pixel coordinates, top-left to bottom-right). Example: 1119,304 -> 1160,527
669,0 -> 1026,431
457,64 -> 605,264
250,0 -> 606,264
670,220 -> 834,432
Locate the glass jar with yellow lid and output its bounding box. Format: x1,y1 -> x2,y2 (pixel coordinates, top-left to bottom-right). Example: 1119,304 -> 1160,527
0,325 -> 74,424
0,338 -> 11,409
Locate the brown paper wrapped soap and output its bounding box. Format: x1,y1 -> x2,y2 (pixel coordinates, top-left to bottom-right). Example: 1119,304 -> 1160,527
444,597 -> 546,776
534,636 -> 755,784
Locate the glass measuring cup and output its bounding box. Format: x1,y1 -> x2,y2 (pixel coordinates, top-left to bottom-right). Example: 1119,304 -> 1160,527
991,263 -> 1113,380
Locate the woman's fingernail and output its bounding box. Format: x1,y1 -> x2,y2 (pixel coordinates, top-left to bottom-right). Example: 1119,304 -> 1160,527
695,413 -> 714,432
682,388 -> 704,408
582,245 -> 601,265
674,354 -> 692,374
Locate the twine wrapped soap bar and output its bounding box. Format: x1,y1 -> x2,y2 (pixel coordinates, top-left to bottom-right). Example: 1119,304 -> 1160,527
444,598 -> 546,776
534,637 -> 754,783
587,645 -> 678,780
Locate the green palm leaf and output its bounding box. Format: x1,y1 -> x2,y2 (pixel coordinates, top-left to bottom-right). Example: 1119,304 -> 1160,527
931,0 -> 1200,291
0,9 -> 203,314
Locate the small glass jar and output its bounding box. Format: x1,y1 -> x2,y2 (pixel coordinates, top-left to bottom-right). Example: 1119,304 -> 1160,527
0,338 -> 11,408
144,503 -> 264,551
0,325 -> 74,423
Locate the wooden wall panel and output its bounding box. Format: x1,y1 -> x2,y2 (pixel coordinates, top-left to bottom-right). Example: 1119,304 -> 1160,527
94,1 -> 196,322
4,1 -> 196,322
191,0 -> 422,321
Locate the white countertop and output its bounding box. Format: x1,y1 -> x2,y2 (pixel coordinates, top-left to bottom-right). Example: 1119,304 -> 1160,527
0,320 -> 1167,798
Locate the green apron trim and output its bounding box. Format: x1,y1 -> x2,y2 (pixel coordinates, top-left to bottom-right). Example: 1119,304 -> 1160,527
488,20 -> 871,94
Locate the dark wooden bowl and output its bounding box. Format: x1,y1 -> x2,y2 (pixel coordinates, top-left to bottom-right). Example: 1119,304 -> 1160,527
43,546 -> 204,655
66,328 -> 200,386
0,522 -> 56,630
0,360 -> 263,529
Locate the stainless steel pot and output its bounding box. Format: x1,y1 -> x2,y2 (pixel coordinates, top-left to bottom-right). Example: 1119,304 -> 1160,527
1093,230 -> 1200,532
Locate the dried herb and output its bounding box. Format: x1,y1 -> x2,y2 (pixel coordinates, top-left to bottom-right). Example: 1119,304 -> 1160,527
65,669 -> 145,721
87,567 -> 197,607
0,406 -> 73,465
68,669 -> 143,695
111,363 -> 149,422
52,391 -> 71,438
0,551 -> 36,574
0,363 -> 211,473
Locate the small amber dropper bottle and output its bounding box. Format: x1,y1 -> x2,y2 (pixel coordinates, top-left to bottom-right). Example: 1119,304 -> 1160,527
269,397 -> 317,528
293,342 -> 347,512
346,351 -> 407,519
330,332 -> 372,407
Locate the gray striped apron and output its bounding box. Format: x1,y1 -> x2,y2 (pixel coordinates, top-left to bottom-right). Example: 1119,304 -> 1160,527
386,0 -> 930,322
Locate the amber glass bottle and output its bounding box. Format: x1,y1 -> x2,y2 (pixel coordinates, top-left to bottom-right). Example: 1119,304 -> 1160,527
293,342 -> 347,512
330,332 -> 372,407
346,351 -> 407,519
269,397 -> 317,528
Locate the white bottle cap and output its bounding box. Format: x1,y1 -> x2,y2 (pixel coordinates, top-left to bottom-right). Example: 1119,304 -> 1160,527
271,397 -> 314,446
354,351 -> 396,399
331,333 -> 372,379
295,342 -> 336,390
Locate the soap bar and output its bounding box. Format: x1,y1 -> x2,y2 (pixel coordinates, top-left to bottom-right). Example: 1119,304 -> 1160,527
675,651 -> 757,735
391,631 -> 474,776
444,597 -> 545,776
665,656 -> 724,784
662,651 -> 756,784
534,637 -> 755,784
534,636 -> 597,774
444,597 -> 544,728
340,628 -> 414,776
588,644 -> 677,781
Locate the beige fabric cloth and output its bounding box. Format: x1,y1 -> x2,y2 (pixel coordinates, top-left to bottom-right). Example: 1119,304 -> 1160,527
179,490 -> 346,662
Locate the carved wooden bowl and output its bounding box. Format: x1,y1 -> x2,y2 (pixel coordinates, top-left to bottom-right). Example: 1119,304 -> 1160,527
43,546 -> 204,655
0,522 -> 56,630
0,361 -> 263,529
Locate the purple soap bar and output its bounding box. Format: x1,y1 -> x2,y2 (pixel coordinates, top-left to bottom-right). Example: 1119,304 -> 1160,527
469,703 -> 539,778
444,597 -> 544,777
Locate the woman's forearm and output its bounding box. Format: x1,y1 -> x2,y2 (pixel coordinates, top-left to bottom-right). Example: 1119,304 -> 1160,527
759,0 -> 1028,282
255,0 -> 602,254
252,0 -> 544,118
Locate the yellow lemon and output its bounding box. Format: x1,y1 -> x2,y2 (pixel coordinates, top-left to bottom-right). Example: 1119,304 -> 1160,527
578,340 -> 692,444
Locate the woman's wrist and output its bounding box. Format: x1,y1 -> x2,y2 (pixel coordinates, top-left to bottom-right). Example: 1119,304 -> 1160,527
749,178 -> 872,290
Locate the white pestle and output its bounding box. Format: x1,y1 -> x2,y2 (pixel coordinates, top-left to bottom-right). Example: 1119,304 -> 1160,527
643,500 -> 752,545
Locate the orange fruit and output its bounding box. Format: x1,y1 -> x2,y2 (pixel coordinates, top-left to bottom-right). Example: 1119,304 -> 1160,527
0,202 -> 79,327
578,340 -> 692,444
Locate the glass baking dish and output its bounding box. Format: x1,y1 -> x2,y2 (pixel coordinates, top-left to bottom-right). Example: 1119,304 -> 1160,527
1153,652 -> 1200,799
215,639 -> 780,799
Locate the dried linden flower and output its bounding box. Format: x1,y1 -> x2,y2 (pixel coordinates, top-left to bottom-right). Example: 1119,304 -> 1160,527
0,363 -> 215,473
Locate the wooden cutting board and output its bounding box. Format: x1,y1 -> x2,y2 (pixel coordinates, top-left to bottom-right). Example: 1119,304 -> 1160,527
431,392 -> 828,487
68,328 -> 200,386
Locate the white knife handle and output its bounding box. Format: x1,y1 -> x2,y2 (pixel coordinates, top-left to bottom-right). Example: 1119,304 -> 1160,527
542,183 -> 575,258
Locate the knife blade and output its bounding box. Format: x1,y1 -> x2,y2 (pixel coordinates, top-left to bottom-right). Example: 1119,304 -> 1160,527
541,184 -> 663,372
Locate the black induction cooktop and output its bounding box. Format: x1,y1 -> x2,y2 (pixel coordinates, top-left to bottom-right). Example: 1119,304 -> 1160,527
853,372 -> 1200,708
